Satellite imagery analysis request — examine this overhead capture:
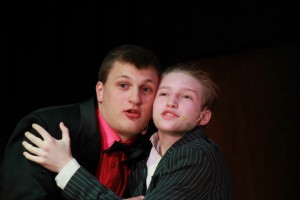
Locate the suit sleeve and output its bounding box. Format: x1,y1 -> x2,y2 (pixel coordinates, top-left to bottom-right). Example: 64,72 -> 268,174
62,167 -> 123,200
1,100 -> 98,200
0,116 -> 63,200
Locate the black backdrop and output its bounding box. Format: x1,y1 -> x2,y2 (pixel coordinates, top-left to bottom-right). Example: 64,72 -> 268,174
2,1 -> 300,199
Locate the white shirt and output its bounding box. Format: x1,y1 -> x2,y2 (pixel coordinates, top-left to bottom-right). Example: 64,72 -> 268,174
55,158 -> 80,189
146,132 -> 162,188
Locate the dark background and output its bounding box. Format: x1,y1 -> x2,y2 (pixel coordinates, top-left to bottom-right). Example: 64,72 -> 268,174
1,1 -> 299,199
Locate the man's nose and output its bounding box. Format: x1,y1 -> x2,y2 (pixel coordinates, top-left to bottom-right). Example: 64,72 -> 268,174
129,88 -> 142,105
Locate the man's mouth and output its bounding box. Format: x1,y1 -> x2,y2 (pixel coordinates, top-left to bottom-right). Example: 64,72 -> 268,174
125,109 -> 141,118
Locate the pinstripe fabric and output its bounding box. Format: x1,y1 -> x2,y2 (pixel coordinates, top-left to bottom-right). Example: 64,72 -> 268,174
63,167 -> 121,200
61,158 -> 147,199
62,126 -> 233,199
129,126 -> 233,200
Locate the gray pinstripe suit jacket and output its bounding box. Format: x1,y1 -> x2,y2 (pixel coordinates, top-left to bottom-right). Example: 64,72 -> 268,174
62,126 -> 233,200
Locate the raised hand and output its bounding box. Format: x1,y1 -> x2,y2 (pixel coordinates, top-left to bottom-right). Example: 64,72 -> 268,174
22,122 -> 73,173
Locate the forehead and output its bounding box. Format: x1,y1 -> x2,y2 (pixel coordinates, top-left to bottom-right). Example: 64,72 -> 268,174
107,61 -> 159,84
160,72 -> 202,90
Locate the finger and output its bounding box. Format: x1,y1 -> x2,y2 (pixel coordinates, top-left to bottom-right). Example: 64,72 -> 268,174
24,131 -> 44,148
32,123 -> 52,141
23,151 -> 44,164
22,140 -> 44,156
59,122 -> 70,142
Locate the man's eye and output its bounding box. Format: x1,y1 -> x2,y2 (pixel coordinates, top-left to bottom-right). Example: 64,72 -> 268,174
142,87 -> 151,93
119,83 -> 127,88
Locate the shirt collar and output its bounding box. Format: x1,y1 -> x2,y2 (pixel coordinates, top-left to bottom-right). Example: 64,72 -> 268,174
97,109 -> 134,151
97,109 -> 122,151
149,132 -> 160,155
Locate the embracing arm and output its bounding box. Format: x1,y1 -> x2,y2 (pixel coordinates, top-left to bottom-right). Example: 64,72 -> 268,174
22,123 -> 144,200
61,164 -> 145,200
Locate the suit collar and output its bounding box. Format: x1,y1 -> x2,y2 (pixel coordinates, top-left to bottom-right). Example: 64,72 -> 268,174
169,126 -> 207,150
79,97 -> 99,138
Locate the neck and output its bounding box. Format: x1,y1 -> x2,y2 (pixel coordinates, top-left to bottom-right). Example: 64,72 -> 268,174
157,131 -> 185,156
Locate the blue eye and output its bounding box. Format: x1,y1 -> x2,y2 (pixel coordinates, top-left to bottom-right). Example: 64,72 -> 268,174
183,95 -> 191,99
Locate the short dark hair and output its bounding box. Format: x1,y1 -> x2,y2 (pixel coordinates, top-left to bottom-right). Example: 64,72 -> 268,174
98,44 -> 161,83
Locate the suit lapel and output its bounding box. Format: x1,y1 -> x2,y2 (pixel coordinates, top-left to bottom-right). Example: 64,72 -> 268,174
147,126 -> 207,192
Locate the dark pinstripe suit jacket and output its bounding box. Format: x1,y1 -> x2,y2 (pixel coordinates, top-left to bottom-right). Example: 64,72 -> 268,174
62,126 -> 233,200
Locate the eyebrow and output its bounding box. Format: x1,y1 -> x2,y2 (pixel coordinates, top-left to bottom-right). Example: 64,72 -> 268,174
115,75 -> 156,84
114,74 -> 130,80
158,86 -> 198,94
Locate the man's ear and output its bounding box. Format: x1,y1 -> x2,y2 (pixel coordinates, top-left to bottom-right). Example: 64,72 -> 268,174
199,110 -> 212,126
96,81 -> 104,102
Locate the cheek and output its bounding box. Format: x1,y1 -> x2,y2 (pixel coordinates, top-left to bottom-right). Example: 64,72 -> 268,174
152,110 -> 160,126
152,102 -> 163,120
153,100 -> 161,111
142,93 -> 156,105
144,104 -> 154,117
139,95 -> 154,111
111,91 -> 128,101
184,106 -> 200,120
